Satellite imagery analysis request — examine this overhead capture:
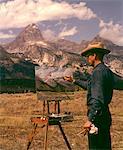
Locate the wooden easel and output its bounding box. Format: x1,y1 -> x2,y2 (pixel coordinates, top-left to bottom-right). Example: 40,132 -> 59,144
27,92 -> 74,150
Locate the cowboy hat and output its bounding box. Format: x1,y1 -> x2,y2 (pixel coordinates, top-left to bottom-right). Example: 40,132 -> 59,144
81,42 -> 110,56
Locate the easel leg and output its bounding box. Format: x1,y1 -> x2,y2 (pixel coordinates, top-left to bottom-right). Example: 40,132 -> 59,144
44,122 -> 49,150
58,122 -> 72,150
43,101 -> 46,116
27,123 -> 38,150
58,101 -> 60,114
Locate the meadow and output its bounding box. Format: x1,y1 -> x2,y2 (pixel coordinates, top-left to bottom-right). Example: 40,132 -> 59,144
0,90 -> 123,150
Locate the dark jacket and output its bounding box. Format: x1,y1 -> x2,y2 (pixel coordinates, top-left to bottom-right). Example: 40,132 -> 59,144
73,63 -> 123,125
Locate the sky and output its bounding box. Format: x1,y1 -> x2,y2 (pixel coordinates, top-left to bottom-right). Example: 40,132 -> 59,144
0,0 -> 123,46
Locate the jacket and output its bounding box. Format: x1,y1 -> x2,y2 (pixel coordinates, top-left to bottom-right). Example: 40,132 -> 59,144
73,63 -> 122,123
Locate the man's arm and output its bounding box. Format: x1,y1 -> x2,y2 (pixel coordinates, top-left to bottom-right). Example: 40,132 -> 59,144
73,71 -> 90,81
73,71 -> 90,90
73,79 -> 88,90
63,71 -> 89,90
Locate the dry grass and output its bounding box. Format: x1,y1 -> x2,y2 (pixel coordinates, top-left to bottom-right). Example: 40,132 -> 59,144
0,90 -> 123,150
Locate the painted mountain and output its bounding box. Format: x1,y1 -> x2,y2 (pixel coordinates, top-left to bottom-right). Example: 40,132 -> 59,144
1,23 -> 123,92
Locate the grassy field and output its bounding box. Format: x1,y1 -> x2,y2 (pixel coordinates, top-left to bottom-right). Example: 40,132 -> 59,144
0,90 -> 123,150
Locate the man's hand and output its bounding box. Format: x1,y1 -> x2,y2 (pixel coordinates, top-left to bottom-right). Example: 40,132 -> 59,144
77,120 -> 93,136
83,120 -> 92,130
63,76 -> 73,82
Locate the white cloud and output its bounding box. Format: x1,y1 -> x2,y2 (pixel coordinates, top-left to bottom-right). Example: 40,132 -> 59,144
0,32 -> 16,39
8,30 -> 13,34
0,0 -> 96,29
99,19 -> 123,46
42,26 -> 78,41
55,20 -> 64,27
42,29 -> 56,41
58,26 -> 78,39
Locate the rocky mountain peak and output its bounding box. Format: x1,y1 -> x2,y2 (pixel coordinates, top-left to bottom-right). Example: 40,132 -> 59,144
16,23 -> 44,43
5,23 -> 45,53
25,23 -> 39,30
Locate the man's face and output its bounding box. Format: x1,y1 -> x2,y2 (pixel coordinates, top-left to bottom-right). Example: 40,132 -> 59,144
86,53 -> 96,66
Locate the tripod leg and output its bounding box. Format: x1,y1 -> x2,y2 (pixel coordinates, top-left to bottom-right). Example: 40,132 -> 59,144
44,121 -> 49,150
27,123 -> 38,150
58,122 -> 72,150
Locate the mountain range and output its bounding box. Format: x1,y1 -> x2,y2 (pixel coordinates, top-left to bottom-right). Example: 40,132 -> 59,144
0,23 -> 123,92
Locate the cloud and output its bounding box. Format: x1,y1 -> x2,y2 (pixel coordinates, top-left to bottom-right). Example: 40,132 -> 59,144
99,19 -> 123,46
8,30 -> 14,34
42,29 -> 57,41
55,20 -> 64,27
0,31 -> 16,39
42,26 -> 78,41
0,0 -> 96,29
58,26 -> 78,39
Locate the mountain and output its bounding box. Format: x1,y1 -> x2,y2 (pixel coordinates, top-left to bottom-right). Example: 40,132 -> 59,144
1,24 -> 83,92
0,45 -> 35,80
5,24 -> 82,68
5,24 -> 123,59
1,24 -> 123,92
49,39 -> 81,54
49,35 -> 123,57
0,46 -> 36,93
0,46 -> 14,66
15,23 -> 44,42
5,24 -> 45,53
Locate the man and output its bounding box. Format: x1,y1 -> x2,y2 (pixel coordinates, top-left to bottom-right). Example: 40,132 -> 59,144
81,42 -> 113,150
65,42 -> 114,149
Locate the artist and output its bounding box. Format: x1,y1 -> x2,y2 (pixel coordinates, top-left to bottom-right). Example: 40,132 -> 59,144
64,42 -> 114,149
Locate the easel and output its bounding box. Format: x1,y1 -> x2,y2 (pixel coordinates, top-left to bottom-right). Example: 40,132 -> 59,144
27,92 -> 74,150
